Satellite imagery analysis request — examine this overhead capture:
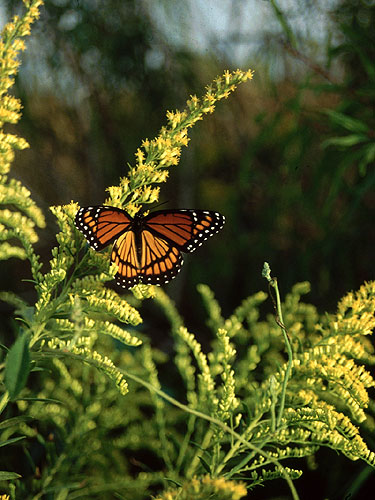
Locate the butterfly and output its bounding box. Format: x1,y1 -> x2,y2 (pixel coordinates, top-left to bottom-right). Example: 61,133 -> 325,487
75,205 -> 225,288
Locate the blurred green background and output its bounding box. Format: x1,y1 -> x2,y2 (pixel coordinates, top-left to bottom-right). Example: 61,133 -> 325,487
1,0 -> 374,316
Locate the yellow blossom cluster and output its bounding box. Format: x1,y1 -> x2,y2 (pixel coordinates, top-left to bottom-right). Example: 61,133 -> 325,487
77,291 -> 142,325
0,0 -> 43,115
105,69 -> 254,209
216,328 -> 239,420
0,132 -> 29,175
0,0 -> 42,149
47,337 -> 129,396
0,0 -> 45,264
335,281 -> 375,337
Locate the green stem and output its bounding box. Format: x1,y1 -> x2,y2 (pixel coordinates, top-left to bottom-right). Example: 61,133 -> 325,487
215,414 -> 263,475
186,426 -> 214,478
176,413 -> 196,473
223,435 -> 274,479
262,263 -> 293,429
270,376 -> 277,432
271,278 -> 293,428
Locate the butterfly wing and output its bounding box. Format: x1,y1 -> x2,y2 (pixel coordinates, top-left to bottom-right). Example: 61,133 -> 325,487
143,209 -> 225,252
111,230 -> 141,288
75,206 -> 133,251
113,229 -> 183,288
75,206 -> 225,289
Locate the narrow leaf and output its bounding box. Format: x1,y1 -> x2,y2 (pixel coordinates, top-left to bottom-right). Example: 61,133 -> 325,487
364,143 -> 375,163
0,471 -> 22,480
16,397 -> 62,404
0,342 -> 9,352
0,416 -> 32,430
0,291 -> 28,310
322,134 -> 368,149
165,478 -> 183,488
323,110 -> 369,134
198,455 -> 211,473
0,436 -> 25,448
4,333 -> 31,400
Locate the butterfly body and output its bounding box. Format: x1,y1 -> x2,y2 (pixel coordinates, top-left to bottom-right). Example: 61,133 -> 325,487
75,206 -> 225,288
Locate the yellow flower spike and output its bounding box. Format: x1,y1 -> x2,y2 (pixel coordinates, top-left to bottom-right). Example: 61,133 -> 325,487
0,0 -> 45,268
104,68 -> 254,207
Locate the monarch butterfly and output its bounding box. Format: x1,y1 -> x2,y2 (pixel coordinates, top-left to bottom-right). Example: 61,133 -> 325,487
75,205 -> 225,288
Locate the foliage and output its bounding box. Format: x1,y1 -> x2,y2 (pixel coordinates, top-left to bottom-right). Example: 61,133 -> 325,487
0,2 -> 375,500
0,0 -> 45,263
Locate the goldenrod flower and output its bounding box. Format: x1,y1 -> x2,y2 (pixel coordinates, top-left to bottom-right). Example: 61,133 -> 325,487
105,68 -> 254,209
0,0 -> 45,265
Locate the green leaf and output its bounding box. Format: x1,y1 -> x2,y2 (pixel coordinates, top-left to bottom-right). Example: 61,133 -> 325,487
30,366 -> 46,373
16,397 -> 62,404
189,441 -> 205,451
322,134 -> 368,149
0,471 -> 22,480
4,332 -> 31,400
197,455 -> 211,473
0,342 -> 9,352
165,478 -> 183,488
357,48 -> 375,81
323,110 -> 370,134
364,143 -> 375,163
55,489 -> 69,500
0,436 -> 25,448
0,416 -> 32,430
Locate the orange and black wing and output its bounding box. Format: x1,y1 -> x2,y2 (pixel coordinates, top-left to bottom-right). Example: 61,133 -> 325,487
113,229 -> 183,288
75,206 -> 225,289
110,230 -> 141,288
75,206 -> 133,251
144,209 -> 225,253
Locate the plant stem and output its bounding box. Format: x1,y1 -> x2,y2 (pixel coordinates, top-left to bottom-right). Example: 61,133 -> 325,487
271,277 -> 293,428
176,413 -> 196,473
269,0 -> 298,49
262,262 -> 293,428
186,426 -> 214,478
120,367 -> 300,500
216,414 -> 263,475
